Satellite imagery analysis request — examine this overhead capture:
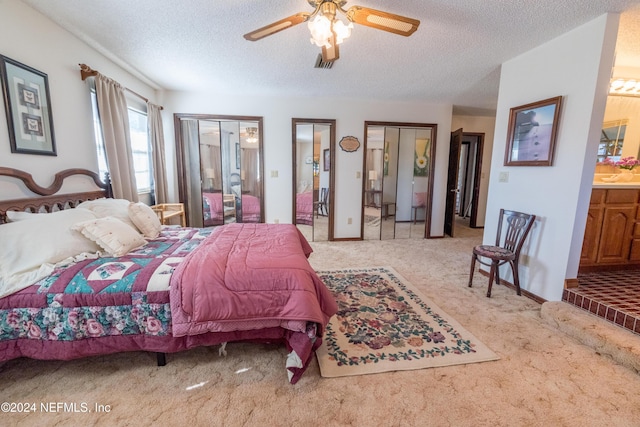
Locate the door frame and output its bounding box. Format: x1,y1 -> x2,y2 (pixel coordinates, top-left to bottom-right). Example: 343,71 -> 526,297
445,129 -> 485,236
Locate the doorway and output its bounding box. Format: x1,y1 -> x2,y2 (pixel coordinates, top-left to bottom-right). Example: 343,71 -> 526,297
445,129 -> 484,237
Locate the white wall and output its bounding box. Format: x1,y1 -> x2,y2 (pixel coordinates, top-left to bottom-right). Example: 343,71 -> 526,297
484,14 -> 619,301
164,92 -> 452,238
451,114 -> 496,227
0,2 -> 159,199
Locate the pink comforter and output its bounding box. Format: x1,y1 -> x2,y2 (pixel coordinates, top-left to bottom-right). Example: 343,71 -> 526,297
170,223 -> 337,337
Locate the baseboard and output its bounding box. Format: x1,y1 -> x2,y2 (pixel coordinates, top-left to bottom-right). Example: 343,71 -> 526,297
478,269 -> 546,304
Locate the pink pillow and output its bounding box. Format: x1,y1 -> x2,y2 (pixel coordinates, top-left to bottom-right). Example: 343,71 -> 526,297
413,192 -> 427,207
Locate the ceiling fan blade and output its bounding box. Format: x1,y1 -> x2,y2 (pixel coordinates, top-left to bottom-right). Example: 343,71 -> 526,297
346,6 -> 420,36
243,13 -> 310,41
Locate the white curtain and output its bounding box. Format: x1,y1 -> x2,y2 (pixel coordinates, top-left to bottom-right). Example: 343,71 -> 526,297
94,74 -> 139,202
147,102 -> 167,204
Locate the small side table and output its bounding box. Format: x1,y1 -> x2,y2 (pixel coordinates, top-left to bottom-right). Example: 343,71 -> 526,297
151,203 -> 186,227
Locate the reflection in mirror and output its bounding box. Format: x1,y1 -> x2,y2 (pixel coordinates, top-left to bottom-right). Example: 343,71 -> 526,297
601,95 -> 640,162
363,122 -> 436,240
293,119 -> 335,242
175,114 -> 264,227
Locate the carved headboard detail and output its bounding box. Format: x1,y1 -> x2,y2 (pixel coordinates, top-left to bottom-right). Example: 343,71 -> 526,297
0,167 -> 112,224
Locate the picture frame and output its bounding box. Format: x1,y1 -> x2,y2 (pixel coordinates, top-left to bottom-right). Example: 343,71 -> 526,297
0,56 -> 56,156
504,96 -> 562,166
323,148 -> 330,171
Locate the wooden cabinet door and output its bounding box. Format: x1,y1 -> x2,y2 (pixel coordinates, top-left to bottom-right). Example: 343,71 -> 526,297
580,206 -> 604,265
597,206 -> 636,264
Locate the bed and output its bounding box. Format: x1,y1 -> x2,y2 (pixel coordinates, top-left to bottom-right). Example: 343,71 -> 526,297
0,168 -> 337,384
296,191 -> 314,225
202,192 -> 261,226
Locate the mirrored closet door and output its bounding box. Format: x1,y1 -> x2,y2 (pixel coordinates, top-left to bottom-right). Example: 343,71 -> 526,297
362,121 -> 437,240
292,118 -> 335,242
174,114 -> 264,227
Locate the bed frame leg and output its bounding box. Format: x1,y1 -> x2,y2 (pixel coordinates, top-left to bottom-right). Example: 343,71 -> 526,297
156,352 -> 166,366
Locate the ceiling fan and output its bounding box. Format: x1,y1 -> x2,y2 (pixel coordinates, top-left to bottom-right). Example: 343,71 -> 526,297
243,0 -> 420,63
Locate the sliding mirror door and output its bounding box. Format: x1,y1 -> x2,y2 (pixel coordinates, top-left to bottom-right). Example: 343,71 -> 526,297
363,126 -> 399,240
175,114 -> 264,227
363,121 -> 437,239
292,118 -> 335,242
395,127 -> 433,238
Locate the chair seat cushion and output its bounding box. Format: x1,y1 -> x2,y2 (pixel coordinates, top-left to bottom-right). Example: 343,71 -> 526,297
473,245 -> 515,260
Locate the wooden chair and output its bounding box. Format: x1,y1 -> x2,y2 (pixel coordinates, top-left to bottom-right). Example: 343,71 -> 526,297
314,187 -> 328,217
468,209 -> 536,297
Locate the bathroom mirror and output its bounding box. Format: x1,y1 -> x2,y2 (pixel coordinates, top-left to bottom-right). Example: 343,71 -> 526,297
362,121 -> 436,240
174,114 -> 264,227
292,118 -> 335,242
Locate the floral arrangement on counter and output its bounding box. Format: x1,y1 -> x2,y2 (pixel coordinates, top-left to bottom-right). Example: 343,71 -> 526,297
601,156 -> 640,170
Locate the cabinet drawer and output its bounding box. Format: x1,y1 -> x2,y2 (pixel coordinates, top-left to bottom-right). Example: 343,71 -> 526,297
605,189 -> 639,204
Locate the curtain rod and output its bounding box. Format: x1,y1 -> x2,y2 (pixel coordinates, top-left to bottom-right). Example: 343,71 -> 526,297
79,63 -> 163,110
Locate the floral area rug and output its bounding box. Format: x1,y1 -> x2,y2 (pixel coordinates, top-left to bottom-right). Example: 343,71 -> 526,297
315,267 -> 499,378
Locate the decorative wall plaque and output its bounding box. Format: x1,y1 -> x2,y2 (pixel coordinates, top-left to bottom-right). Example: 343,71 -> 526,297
339,136 -> 360,152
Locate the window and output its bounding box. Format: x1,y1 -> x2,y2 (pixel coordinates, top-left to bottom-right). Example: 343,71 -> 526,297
128,108 -> 152,193
90,91 -> 153,194
598,119 -> 627,162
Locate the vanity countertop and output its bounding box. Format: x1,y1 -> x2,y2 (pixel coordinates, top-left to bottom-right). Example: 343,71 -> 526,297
593,173 -> 640,189
592,182 -> 640,189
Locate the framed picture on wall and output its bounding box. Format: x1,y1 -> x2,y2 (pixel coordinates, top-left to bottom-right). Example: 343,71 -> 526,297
504,96 -> 562,166
323,148 -> 330,171
0,55 -> 56,156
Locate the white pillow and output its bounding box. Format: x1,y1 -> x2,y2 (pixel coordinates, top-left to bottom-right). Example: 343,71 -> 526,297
0,208 -> 100,298
6,210 -> 41,222
128,202 -> 162,238
76,198 -> 140,232
71,216 -> 146,257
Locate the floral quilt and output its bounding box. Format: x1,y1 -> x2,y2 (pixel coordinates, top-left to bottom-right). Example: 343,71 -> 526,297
0,227 -> 212,344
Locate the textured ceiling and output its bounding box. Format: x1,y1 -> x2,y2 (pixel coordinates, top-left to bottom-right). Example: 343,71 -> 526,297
21,0 -> 640,115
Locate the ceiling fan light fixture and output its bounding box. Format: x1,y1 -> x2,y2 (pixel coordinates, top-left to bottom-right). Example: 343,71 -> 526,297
244,1 -> 420,62
308,14 -> 352,47
246,127 -> 258,143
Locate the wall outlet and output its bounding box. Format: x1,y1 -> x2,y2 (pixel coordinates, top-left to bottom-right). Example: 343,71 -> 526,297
347,217 -> 352,224
273,219 -> 279,224
356,171 -> 361,179
498,171 -> 509,183
270,170 -> 278,178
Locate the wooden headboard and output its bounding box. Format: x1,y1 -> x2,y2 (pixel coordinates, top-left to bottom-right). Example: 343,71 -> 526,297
0,167 -> 111,224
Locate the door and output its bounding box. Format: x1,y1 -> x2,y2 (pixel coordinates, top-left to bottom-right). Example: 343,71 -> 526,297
362,121 -> 437,239
445,128 -> 463,237
292,118 -> 335,242
174,114 -> 264,228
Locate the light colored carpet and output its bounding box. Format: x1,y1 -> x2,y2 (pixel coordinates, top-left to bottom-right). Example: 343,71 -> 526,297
2,225 -> 640,426
316,267 -> 499,378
